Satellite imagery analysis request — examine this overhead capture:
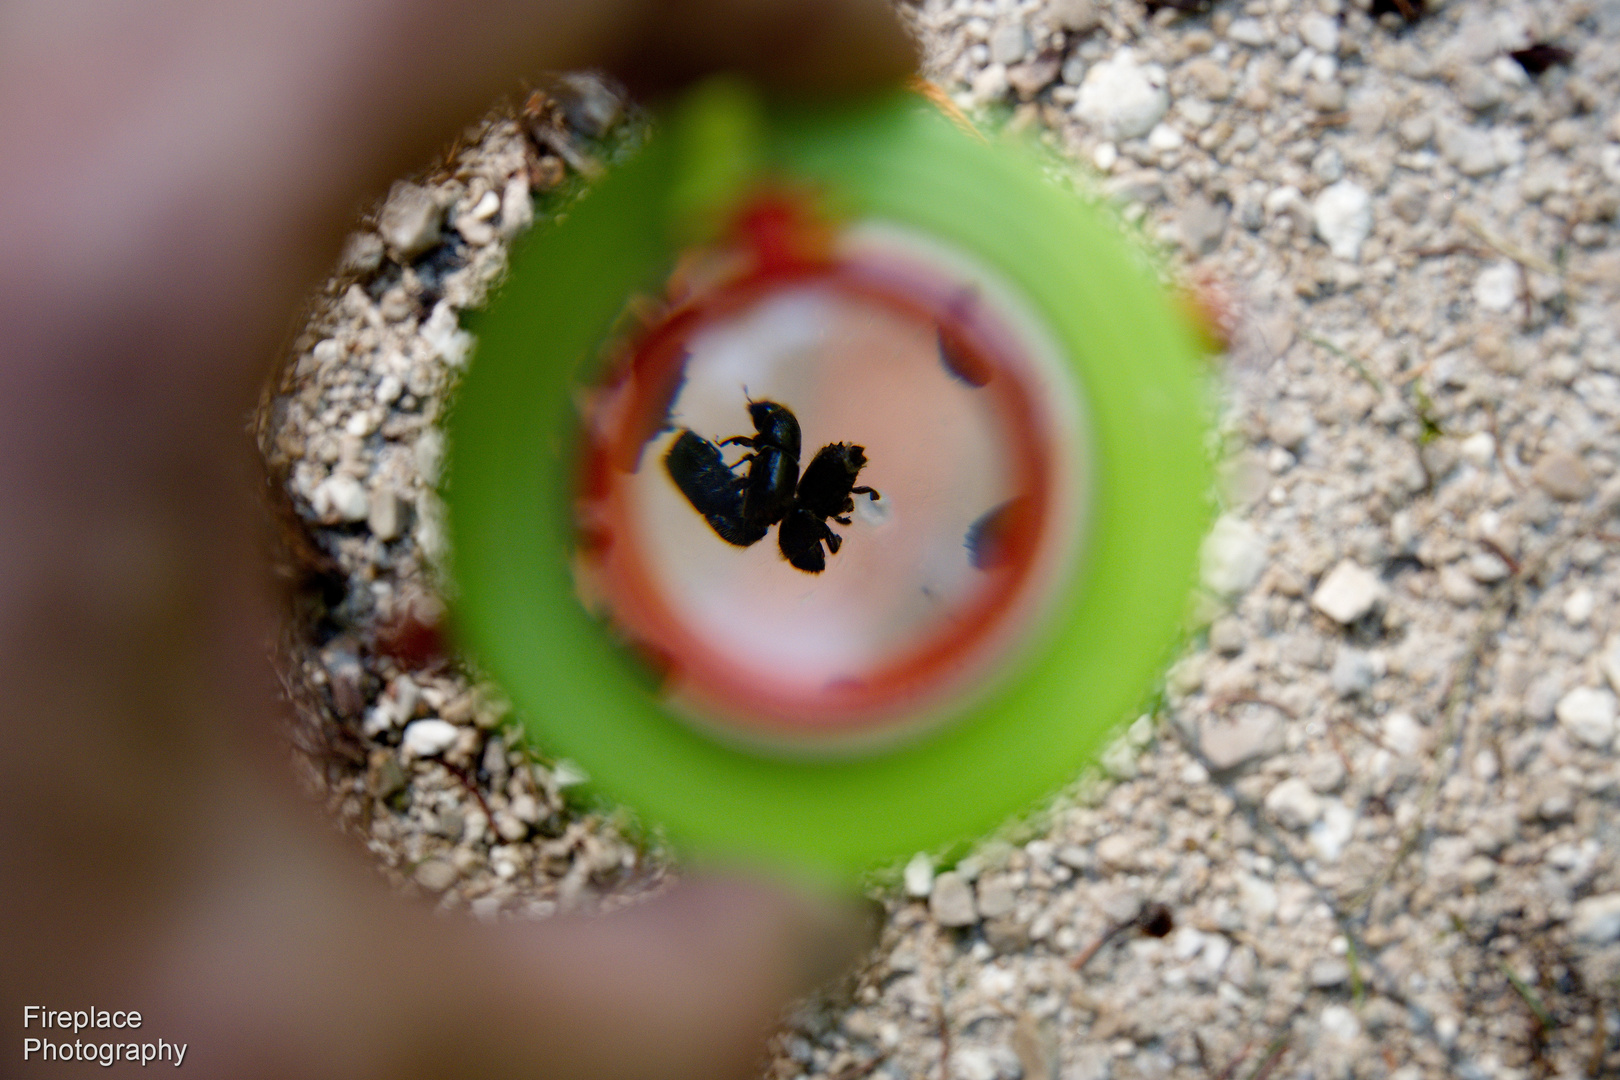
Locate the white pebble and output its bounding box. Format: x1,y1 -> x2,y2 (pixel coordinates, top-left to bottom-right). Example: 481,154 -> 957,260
1474,260 -> 1519,312
402,718 -> 458,757
1459,431 -> 1496,468
374,373 -> 404,406
467,188 -> 500,221
1319,1004 -> 1360,1042
1147,123 -> 1185,152
499,174 -> 534,237
1312,181 -> 1372,261
1311,560 -> 1386,624
1555,687 -> 1618,748
421,302 -> 473,367
1382,711 -> 1426,756
1571,893 -> 1620,944
1264,777 -> 1323,830
988,23 -> 1029,66
1299,13 -> 1340,54
1309,801 -> 1356,863
367,489 -> 408,542
1600,635 -> 1620,694
904,852 -> 935,898
1201,516 -> 1268,595
1226,17 -> 1268,46
311,473 -> 370,523
930,871 -> 978,927
377,181 -> 442,259
1075,49 -> 1170,141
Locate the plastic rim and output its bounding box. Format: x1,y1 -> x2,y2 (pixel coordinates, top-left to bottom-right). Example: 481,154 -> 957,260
448,87 -> 1210,877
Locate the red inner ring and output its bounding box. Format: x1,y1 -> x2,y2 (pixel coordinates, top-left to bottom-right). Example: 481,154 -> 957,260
576,248 -> 1057,742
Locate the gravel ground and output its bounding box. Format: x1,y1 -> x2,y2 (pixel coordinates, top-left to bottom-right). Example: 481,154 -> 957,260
261,2 -> 1620,1077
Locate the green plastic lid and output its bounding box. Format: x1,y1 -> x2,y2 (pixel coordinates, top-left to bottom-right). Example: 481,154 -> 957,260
447,82 -> 1210,877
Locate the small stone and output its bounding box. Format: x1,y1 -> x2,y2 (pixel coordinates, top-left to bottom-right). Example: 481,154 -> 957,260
1180,194 -> 1229,254
951,1048 -> 999,1080
453,212 -> 495,247
1555,687 -> 1618,748
1095,834 -> 1137,870
1319,1003 -> 1360,1041
1055,844 -> 1094,871
377,181 -> 443,260
1264,777 -> 1323,830
989,23 -> 1030,66
1312,181 -> 1372,260
905,852 -> 935,898
1453,69 -> 1504,112
402,718 -> 458,757
1305,753 -> 1345,793
1571,893 -> 1620,943
367,489 -> 409,542
1459,431 -> 1496,468
1007,56 -> 1061,99
508,793 -> 542,823
1600,635 -> 1620,694
1382,711 -> 1427,756
1298,13 -> 1339,54
1226,17 -> 1268,46
970,64 -> 1010,104
1311,560 -> 1386,624
1309,802 -> 1356,863
1184,59 -> 1231,100
498,174 -> 533,237
1474,261 -> 1519,312
1440,565 -> 1484,606
338,231 -> 385,276
1331,647 -> 1379,697
1435,118 -> 1505,176
1075,49 -> 1170,141
1209,616 -> 1246,656
494,811 -> 528,842
984,916 -> 1032,955
374,373 -> 404,406
1461,856 -> 1497,886
368,754 -> 407,801
930,871 -> 978,927
1532,450 -> 1593,501
977,877 -> 1018,920
413,858 -> 457,893
1201,516 -> 1268,595
1304,80 -> 1346,112
421,302 -> 473,367
1199,711 -> 1284,771
1561,589 -> 1595,630
1147,123 -> 1184,152
311,473 -> 370,523
1396,115 -> 1432,149
1049,0 -> 1101,34
1309,957 -> 1351,989
1237,875 -> 1278,921
553,72 -> 624,137
1467,551 -> 1510,583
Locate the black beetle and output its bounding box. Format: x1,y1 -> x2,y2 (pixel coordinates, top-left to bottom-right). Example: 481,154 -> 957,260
719,401 -> 802,530
776,442 -> 879,573
663,429 -> 767,546
663,401 -> 879,573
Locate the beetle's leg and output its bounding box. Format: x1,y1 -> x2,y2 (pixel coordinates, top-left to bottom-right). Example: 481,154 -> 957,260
833,514 -> 852,526
717,435 -> 757,449
824,528 -> 842,555
852,485 -> 879,501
